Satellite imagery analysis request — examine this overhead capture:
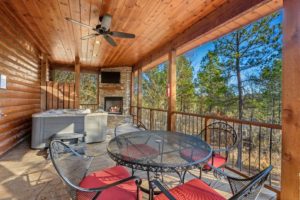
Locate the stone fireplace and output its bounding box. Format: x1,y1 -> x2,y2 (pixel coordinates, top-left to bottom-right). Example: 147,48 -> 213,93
98,67 -> 131,118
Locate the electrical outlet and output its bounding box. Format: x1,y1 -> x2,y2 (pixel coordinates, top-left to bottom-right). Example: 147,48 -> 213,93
0,74 -> 7,89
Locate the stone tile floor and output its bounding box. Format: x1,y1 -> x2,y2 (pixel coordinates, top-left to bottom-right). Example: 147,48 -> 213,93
0,134 -> 276,200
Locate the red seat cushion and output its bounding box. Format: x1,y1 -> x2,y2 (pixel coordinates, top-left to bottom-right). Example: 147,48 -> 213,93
120,144 -> 159,160
78,166 -> 141,200
180,148 -> 208,162
155,179 -> 226,200
203,154 -> 226,170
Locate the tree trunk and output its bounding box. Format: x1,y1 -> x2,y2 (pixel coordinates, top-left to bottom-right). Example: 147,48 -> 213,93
235,32 -> 243,169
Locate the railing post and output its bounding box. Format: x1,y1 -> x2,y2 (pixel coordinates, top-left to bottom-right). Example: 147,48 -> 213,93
204,117 -> 211,143
74,56 -> 80,108
150,109 -> 154,130
167,49 -> 176,132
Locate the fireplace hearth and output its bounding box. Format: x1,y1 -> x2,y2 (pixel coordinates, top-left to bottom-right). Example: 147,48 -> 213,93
104,97 -> 123,114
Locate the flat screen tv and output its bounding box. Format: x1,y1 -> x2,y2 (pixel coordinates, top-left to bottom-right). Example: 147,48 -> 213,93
101,72 -> 120,83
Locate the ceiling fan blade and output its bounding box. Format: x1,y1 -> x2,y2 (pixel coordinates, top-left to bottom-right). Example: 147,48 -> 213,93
110,31 -> 135,38
103,35 -> 117,46
65,17 -> 94,29
81,34 -> 99,40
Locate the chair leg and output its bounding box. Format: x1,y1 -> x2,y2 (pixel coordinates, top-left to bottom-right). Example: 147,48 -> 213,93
199,167 -> 202,179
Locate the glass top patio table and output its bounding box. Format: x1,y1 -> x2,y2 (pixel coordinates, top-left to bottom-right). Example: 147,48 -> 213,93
107,130 -> 212,173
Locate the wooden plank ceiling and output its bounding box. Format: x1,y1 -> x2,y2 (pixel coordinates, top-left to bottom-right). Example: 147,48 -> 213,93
0,0 -> 228,67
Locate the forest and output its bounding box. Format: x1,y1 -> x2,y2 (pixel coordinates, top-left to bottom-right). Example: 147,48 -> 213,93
141,12 -> 282,124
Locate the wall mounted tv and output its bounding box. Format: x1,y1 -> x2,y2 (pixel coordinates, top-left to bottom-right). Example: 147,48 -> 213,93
101,72 -> 120,83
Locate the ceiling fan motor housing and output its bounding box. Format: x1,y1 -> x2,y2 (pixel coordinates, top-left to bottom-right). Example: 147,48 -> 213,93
100,14 -> 112,32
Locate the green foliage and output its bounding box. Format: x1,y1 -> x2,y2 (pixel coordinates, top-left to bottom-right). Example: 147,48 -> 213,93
176,55 -> 196,112
142,63 -> 168,109
197,51 -> 229,113
53,70 -> 74,83
80,73 -> 98,104
210,12 -> 281,120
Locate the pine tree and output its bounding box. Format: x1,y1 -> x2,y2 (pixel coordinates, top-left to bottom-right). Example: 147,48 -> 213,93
176,55 -> 196,112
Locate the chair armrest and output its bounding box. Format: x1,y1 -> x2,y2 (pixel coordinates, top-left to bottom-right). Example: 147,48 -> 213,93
151,180 -> 176,200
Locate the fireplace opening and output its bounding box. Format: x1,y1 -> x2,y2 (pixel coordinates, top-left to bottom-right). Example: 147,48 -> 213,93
104,97 -> 123,114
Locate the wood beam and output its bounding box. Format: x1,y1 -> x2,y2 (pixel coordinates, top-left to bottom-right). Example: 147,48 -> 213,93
134,0 -> 272,70
167,49 -> 176,132
40,53 -> 48,111
281,0 -> 300,199
74,56 -> 80,108
137,68 -> 142,122
130,70 -> 134,115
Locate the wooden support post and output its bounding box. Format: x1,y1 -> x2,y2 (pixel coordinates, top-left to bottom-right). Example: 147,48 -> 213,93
40,53 -> 48,111
130,70 -> 134,116
281,0 -> 300,199
167,49 -> 176,132
74,56 -> 80,108
96,69 -> 100,107
137,68 -> 142,122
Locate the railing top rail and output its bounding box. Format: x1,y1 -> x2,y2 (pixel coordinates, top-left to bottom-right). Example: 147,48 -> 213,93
137,106 -> 168,112
131,106 -> 281,129
173,111 -> 282,130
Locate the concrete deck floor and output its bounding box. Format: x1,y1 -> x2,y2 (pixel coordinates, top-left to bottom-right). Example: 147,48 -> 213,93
0,134 -> 276,200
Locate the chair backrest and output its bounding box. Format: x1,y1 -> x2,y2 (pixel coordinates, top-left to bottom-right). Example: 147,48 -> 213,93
114,120 -> 147,138
49,140 -> 93,196
200,121 -> 238,154
229,165 -> 273,200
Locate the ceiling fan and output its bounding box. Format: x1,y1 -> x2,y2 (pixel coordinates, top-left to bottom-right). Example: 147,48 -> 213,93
65,14 -> 135,47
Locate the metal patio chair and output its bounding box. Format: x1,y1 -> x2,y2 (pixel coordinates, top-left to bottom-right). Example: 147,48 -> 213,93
49,140 -> 142,200
181,121 -> 238,179
151,165 -> 273,200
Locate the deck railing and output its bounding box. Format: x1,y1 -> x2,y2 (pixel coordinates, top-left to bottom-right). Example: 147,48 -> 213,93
130,106 -> 281,194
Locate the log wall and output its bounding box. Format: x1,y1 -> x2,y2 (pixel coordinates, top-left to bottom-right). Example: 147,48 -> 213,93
0,7 -> 41,155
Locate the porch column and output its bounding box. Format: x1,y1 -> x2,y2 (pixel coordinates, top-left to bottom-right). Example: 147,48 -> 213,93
130,70 -> 134,115
167,49 -> 176,131
40,53 -> 48,111
137,68 -> 143,122
281,0 -> 300,199
74,56 -> 80,108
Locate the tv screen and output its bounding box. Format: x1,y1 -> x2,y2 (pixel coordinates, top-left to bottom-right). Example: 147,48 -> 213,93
101,72 -> 120,83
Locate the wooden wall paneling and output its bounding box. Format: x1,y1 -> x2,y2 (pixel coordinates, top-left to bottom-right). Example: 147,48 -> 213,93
58,83 -> 64,109
69,0 -> 81,57
0,3 -> 48,54
46,81 -> 53,110
63,83 -> 70,109
0,5 -> 40,155
52,82 -> 58,109
281,0 -> 300,199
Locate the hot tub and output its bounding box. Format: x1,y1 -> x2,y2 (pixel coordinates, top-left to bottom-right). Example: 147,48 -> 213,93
31,109 -> 108,149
